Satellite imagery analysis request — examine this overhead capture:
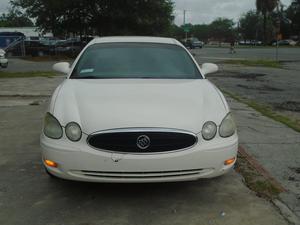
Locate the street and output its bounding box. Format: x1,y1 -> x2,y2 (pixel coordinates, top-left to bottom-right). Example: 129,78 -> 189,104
194,46 -> 300,62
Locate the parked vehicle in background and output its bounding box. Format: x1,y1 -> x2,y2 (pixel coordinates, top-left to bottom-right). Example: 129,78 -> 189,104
24,40 -> 50,56
0,49 -> 8,68
272,39 -> 298,46
40,37 -> 67,48
238,40 -> 262,46
54,39 -> 84,57
183,38 -> 204,49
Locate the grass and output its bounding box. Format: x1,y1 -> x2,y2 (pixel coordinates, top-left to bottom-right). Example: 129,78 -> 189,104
222,89 -> 300,133
0,71 -> 58,78
235,153 -> 281,199
222,59 -> 282,69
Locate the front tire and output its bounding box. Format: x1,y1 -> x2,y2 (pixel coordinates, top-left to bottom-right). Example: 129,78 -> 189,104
1,62 -> 8,68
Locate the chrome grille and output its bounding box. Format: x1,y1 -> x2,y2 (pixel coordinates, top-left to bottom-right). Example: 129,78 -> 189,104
87,128 -> 198,153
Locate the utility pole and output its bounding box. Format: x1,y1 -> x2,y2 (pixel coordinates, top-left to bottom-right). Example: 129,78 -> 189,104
183,10 -> 188,40
275,1 -> 281,61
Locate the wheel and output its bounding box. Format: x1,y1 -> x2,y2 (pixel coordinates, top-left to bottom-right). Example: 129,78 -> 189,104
1,62 -> 8,68
38,51 -> 44,57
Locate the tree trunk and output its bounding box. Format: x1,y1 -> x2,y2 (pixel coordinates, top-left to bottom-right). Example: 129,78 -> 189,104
263,12 -> 267,45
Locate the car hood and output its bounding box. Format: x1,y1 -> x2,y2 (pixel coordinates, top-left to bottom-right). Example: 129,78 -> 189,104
53,79 -> 227,134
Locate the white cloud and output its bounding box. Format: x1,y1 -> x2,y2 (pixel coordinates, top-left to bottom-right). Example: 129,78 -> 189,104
0,0 -> 10,14
173,0 -> 292,25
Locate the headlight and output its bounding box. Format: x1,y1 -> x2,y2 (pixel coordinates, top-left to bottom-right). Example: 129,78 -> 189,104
202,121 -> 217,140
43,113 -> 63,139
219,113 -> 236,138
65,122 -> 82,142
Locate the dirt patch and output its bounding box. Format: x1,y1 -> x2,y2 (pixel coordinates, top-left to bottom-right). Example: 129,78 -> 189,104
237,84 -> 283,92
273,101 -> 300,112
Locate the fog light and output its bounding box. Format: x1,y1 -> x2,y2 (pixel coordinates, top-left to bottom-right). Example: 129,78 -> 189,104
224,157 -> 235,165
44,159 -> 58,168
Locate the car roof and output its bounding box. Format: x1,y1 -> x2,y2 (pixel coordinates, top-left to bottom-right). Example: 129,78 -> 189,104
88,36 -> 182,46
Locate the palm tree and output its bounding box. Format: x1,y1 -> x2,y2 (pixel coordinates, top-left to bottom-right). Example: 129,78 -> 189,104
256,0 -> 279,44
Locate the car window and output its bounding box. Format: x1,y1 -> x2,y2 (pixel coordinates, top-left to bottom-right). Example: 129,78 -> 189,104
71,43 -> 201,79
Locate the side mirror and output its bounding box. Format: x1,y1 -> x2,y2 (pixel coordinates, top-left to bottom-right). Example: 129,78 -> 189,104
53,62 -> 70,74
201,63 -> 218,75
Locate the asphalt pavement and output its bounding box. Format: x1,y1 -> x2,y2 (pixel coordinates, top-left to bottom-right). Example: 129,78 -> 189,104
193,46 -> 300,63
207,63 -> 300,123
4,58 -> 56,72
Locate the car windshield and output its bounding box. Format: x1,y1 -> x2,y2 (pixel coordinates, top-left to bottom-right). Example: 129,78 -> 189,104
71,43 -> 202,79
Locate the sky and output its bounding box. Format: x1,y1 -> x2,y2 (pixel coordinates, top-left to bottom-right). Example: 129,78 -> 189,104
0,0 -> 293,25
173,0 -> 292,25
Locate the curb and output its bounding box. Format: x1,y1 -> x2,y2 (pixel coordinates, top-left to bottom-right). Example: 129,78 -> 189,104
273,199 -> 300,225
238,145 -> 300,225
238,145 -> 286,193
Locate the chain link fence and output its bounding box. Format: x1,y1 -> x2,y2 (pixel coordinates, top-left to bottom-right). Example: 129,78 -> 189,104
0,35 -> 90,58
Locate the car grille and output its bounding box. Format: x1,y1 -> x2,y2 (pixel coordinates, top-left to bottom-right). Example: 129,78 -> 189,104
71,168 -> 209,180
87,129 -> 198,153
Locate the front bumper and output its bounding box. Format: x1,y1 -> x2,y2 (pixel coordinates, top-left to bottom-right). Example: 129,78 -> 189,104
40,133 -> 238,183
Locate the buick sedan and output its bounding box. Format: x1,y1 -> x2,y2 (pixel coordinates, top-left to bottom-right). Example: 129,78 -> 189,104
41,36 -> 238,182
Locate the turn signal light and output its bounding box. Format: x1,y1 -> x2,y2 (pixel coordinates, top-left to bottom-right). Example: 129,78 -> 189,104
224,157 -> 236,166
44,159 -> 58,168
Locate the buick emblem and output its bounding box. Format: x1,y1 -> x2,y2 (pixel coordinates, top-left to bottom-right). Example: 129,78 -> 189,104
136,135 -> 151,150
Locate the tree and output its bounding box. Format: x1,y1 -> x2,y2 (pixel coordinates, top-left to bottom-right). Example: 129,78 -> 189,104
239,10 -> 263,41
209,18 -> 235,43
256,0 -> 279,44
11,0 -> 174,37
168,19 -> 236,43
168,24 -> 185,40
287,0 -> 300,36
191,24 -> 210,42
0,8 -> 33,27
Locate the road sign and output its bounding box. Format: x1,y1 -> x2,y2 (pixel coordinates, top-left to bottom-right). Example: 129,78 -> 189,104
183,25 -> 190,33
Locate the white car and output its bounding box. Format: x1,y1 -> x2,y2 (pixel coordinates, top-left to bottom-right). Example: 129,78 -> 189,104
0,49 -> 8,68
41,36 -> 238,183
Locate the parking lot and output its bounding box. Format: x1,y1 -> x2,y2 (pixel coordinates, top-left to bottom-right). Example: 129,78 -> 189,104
0,104 -> 288,225
0,47 -> 299,225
